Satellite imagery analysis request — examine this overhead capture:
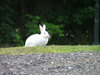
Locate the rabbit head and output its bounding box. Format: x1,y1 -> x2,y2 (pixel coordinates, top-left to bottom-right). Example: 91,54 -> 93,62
39,24 -> 50,38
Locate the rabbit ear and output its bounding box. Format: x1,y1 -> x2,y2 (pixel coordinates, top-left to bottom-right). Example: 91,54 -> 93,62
43,24 -> 46,31
39,25 -> 43,32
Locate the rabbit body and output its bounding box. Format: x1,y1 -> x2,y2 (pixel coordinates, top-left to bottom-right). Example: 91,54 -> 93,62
25,25 -> 50,47
25,34 -> 49,47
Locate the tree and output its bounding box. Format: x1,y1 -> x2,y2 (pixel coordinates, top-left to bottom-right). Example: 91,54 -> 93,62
0,0 -> 99,47
0,0 -> 14,45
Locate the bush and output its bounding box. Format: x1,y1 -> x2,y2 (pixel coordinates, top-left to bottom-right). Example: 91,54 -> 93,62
25,14 -> 64,45
25,14 -> 40,36
13,33 -> 24,46
0,24 -> 13,45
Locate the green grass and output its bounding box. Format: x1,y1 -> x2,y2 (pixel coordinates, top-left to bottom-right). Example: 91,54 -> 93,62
0,45 -> 100,55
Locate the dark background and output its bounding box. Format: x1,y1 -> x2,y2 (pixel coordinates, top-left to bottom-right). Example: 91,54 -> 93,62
0,0 -> 100,47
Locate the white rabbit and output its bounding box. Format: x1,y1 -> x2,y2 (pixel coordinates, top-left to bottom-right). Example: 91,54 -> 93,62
25,24 -> 50,47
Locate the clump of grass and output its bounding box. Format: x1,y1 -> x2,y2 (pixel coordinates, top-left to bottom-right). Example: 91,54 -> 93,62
0,45 -> 100,55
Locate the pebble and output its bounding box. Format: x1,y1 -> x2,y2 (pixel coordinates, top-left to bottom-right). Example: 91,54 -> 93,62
0,51 -> 100,75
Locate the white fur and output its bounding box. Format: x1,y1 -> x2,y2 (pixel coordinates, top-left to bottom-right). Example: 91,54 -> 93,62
25,24 -> 50,47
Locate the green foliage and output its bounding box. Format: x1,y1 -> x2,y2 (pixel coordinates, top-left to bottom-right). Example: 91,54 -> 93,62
0,0 -> 15,46
72,6 -> 94,25
13,33 -> 24,46
25,14 -> 40,36
0,0 -> 99,46
0,0 -> 24,47
25,14 -> 64,38
0,24 -> 13,43
41,22 -> 64,37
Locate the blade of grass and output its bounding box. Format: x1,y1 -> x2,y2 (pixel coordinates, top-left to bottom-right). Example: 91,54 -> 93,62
0,45 -> 99,55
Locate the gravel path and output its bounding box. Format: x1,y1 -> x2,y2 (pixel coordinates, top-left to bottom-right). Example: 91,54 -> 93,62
0,51 -> 100,75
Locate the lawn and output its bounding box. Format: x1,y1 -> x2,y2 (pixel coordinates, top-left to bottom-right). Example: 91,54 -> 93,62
0,45 -> 100,55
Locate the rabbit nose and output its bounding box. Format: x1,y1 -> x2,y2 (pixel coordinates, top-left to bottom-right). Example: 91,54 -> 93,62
47,35 -> 50,38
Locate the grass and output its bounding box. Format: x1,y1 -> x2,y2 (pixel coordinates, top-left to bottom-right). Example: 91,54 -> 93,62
0,45 -> 100,55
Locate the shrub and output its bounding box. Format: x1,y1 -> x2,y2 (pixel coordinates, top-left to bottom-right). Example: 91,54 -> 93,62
13,33 -> 24,46
25,14 -> 64,40
25,14 -> 40,36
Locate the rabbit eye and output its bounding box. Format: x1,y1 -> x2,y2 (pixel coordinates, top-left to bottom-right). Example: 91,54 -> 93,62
44,32 -> 45,34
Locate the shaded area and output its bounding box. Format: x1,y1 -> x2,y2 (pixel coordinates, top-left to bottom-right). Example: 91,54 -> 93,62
0,0 -> 100,47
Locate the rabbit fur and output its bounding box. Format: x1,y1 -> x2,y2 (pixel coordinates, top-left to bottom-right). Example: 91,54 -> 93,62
25,24 -> 50,47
